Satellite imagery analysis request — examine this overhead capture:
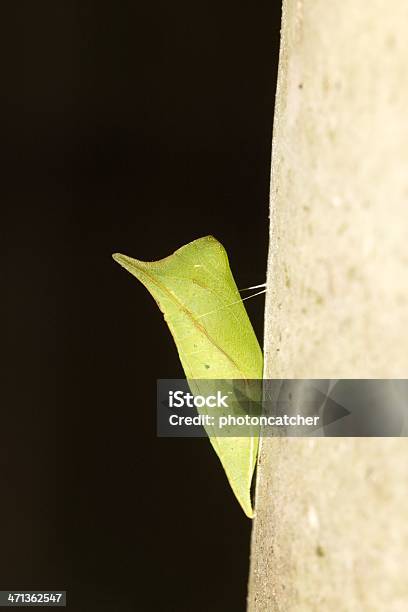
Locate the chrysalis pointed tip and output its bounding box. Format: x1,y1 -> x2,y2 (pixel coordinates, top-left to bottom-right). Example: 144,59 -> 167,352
243,504 -> 254,519
112,253 -> 136,268
238,494 -> 254,519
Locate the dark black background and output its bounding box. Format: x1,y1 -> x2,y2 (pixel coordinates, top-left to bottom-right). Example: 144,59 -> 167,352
2,2 -> 281,610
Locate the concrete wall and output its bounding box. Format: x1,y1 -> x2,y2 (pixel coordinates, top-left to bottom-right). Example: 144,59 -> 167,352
248,1 -> 408,609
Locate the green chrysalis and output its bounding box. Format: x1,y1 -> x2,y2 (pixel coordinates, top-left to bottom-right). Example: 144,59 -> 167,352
113,236 -> 263,517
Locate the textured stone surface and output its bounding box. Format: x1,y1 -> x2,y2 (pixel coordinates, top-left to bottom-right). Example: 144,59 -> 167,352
248,1 -> 408,609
